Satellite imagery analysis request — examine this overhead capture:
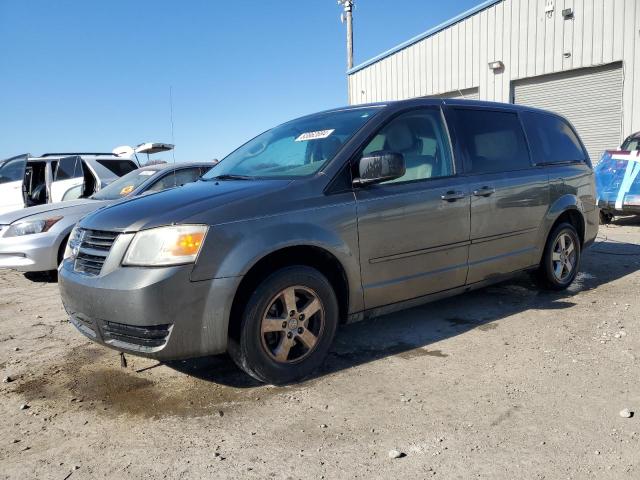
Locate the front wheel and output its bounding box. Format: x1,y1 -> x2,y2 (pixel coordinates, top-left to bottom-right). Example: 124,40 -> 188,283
537,222 -> 581,290
228,266 -> 339,385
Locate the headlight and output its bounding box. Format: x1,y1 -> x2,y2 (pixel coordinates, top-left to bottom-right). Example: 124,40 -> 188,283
123,225 -> 208,266
4,217 -> 62,237
63,225 -> 85,261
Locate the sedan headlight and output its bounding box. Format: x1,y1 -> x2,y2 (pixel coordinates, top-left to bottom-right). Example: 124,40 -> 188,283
4,217 -> 62,237
123,225 -> 208,266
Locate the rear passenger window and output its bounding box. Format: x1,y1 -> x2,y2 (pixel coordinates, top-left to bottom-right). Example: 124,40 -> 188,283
453,109 -> 531,174
521,111 -> 587,164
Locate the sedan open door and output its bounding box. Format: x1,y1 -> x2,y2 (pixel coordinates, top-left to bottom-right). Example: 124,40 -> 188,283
0,154 -> 28,214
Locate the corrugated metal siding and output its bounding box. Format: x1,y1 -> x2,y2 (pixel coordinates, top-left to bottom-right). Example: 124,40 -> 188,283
348,0 -> 640,140
513,63 -> 623,162
427,87 -> 480,100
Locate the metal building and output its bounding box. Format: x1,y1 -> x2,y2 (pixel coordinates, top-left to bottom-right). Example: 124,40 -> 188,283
347,0 -> 640,161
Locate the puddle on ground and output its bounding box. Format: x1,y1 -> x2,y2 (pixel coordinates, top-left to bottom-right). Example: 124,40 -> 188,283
11,345 -> 273,419
13,340 -> 455,419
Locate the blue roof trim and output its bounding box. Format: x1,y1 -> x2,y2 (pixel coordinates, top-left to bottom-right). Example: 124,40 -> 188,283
347,0 -> 502,75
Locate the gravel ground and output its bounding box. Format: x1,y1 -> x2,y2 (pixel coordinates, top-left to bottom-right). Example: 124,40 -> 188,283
1,221 -> 639,479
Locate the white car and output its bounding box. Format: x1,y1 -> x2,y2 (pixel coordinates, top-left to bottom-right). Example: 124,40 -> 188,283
0,153 -> 139,215
0,162 -> 214,274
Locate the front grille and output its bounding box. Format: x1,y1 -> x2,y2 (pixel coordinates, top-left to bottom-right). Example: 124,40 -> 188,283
102,321 -> 172,349
74,229 -> 119,276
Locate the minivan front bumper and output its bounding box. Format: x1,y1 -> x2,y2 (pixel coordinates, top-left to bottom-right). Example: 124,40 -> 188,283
59,260 -> 240,360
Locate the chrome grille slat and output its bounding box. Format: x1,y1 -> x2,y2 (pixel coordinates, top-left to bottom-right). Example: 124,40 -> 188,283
78,246 -> 111,257
82,239 -> 114,250
73,229 -> 119,276
84,231 -> 119,240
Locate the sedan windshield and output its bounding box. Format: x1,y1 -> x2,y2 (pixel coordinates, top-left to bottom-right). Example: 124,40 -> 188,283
91,168 -> 158,200
202,107 -> 381,179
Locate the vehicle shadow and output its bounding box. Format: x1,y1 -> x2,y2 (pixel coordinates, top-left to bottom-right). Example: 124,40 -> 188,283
168,235 -> 640,388
609,215 -> 640,227
23,270 -> 58,283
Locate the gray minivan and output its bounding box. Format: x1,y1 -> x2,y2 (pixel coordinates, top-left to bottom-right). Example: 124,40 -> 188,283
59,99 -> 598,384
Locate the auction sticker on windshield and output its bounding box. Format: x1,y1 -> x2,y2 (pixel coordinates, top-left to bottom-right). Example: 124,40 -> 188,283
295,129 -> 335,142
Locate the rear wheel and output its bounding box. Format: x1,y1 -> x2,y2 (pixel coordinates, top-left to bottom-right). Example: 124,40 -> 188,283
228,266 -> 338,385
537,222 -> 581,290
600,211 -> 614,225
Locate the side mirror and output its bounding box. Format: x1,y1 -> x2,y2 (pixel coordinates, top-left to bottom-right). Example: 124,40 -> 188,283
353,151 -> 405,186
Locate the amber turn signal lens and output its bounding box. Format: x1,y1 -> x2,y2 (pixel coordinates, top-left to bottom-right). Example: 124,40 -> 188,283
172,232 -> 205,256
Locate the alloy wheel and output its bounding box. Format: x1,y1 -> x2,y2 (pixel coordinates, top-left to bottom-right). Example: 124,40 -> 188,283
551,232 -> 577,282
260,285 -> 325,364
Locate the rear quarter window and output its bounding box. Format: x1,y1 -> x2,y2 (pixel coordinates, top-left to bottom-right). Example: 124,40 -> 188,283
452,108 -> 531,174
520,111 -> 587,165
97,159 -> 138,177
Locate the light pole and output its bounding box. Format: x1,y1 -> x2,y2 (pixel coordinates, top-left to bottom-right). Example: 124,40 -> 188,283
338,0 -> 354,70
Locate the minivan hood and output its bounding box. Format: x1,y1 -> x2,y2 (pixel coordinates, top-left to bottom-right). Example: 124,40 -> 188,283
79,179 -> 293,232
0,199 -> 103,225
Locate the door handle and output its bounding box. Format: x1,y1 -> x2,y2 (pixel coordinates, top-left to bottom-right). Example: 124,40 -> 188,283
441,190 -> 467,202
472,186 -> 496,197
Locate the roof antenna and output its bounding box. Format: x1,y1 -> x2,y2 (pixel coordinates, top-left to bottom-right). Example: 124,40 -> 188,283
169,86 -> 176,164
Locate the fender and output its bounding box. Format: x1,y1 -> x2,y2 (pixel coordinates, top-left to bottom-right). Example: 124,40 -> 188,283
190,201 -> 365,313
533,193 -> 584,263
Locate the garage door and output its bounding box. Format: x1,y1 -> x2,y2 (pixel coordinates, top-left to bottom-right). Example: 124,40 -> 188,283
513,62 -> 623,163
428,87 -> 479,100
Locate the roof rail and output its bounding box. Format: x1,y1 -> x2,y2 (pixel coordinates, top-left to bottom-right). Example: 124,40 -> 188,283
40,152 -> 116,157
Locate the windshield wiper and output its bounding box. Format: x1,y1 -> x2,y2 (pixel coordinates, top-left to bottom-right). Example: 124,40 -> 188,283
205,174 -> 253,181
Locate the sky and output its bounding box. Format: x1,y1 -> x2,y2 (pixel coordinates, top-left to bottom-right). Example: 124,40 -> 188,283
0,0 -> 480,162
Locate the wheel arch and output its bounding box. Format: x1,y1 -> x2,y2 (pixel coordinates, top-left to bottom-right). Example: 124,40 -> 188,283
228,245 -> 350,341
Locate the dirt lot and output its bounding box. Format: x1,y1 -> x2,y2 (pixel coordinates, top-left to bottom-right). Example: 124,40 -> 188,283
1,221 -> 639,480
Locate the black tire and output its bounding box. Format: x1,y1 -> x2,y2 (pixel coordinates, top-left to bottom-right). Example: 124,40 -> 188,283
44,235 -> 70,281
599,210 -> 614,225
537,222 -> 581,290
228,266 -> 339,385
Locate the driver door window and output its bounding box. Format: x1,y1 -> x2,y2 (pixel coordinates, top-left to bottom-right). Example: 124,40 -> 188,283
360,110 -> 454,183
0,156 -> 27,185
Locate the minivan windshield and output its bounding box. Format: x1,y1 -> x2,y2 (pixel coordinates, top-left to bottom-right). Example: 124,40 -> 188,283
91,168 -> 158,200
202,107 -> 381,179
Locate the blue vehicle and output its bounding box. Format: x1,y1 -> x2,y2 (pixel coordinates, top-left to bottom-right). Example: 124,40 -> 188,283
595,136 -> 640,223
